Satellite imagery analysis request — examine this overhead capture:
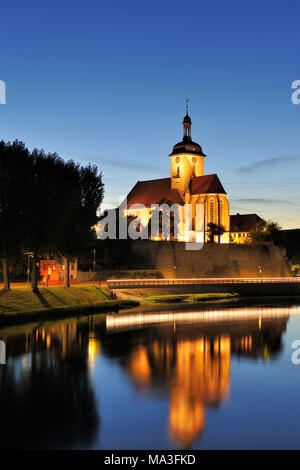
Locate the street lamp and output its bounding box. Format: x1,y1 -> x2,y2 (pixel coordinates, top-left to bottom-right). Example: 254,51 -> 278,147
93,249 -> 96,281
25,252 -> 33,287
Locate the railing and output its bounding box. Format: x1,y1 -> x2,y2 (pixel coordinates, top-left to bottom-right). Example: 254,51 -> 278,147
107,277 -> 300,289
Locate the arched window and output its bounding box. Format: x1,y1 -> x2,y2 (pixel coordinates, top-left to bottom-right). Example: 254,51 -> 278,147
219,199 -> 224,226
209,198 -> 214,223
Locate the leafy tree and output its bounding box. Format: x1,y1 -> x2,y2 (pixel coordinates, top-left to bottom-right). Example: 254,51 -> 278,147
250,219 -> 281,243
0,140 -> 32,291
0,140 -> 104,292
24,149 -> 81,291
98,207 -> 137,240
207,222 -> 225,243
58,164 -> 104,287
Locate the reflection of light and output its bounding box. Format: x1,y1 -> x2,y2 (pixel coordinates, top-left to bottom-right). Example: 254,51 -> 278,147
127,346 -> 151,386
88,338 -> 100,363
168,335 -> 231,448
170,390 -> 205,448
106,306 -> 293,332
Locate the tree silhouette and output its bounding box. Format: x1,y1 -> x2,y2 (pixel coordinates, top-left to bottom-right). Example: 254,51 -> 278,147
207,222 -> 225,243
250,219 -> 281,243
0,140 -> 32,291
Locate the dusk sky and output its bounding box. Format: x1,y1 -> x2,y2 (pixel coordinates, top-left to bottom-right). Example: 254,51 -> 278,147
1,0 -> 300,228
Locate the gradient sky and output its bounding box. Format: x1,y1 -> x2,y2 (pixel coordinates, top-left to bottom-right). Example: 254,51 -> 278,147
1,0 -> 300,228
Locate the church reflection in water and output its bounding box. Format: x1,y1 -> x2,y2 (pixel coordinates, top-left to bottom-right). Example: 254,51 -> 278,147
0,306 -> 292,449
104,307 -> 290,448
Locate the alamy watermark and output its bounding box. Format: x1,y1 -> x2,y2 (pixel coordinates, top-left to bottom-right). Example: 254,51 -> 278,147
291,80 -> 300,105
97,198 -> 205,250
0,340 -> 6,364
0,80 -> 6,104
291,340 -> 300,365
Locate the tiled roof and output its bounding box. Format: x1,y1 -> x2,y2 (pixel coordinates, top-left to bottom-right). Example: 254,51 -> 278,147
125,174 -> 226,208
190,174 -> 226,195
230,213 -> 263,232
126,178 -> 184,208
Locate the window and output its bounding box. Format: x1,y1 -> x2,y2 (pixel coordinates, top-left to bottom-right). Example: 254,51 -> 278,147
209,198 -> 214,223
219,199 -> 224,226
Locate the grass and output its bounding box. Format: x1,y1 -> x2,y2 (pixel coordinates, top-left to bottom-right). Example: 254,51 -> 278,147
144,292 -> 239,303
0,286 -> 139,326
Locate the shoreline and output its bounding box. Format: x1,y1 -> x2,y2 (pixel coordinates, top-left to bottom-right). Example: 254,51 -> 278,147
1,291 -> 300,328
0,285 -> 140,327
0,299 -> 139,327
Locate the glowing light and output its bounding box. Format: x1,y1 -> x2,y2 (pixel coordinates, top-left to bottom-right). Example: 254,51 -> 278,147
88,338 -> 100,363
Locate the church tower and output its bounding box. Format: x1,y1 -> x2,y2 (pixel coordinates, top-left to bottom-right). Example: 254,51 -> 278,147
169,100 -> 206,195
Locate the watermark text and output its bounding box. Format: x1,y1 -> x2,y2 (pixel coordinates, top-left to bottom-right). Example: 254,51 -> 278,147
0,80 -> 6,104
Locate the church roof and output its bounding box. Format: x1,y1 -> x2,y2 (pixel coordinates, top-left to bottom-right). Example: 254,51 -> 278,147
190,174 -> 226,195
230,213 -> 263,232
126,178 -> 184,208
126,174 -> 226,208
169,137 -> 206,157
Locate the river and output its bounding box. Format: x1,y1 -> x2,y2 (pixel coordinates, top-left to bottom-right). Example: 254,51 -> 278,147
1,301 -> 300,449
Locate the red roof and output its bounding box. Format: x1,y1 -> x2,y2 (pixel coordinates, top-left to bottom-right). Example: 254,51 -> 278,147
126,178 -> 183,208
125,174 -> 226,208
190,174 -> 226,194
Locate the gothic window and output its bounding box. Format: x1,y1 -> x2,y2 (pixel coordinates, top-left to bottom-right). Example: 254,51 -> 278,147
209,198 -> 214,223
219,199 -> 224,226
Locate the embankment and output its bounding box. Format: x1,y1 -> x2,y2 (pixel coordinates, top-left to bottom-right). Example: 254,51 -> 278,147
131,240 -> 291,278
0,286 -> 139,326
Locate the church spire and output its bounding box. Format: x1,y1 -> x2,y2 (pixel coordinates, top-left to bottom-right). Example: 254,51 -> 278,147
183,99 -> 192,140
186,98 -> 189,115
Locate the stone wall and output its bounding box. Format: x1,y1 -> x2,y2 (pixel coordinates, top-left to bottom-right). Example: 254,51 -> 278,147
130,240 -> 291,278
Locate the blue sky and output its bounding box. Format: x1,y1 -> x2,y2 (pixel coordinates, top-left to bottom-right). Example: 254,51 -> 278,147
1,0 -> 300,228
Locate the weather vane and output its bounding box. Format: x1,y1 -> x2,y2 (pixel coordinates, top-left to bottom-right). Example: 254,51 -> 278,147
186,98 -> 190,115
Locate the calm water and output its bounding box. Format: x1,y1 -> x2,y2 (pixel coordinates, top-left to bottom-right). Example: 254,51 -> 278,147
1,303 -> 300,450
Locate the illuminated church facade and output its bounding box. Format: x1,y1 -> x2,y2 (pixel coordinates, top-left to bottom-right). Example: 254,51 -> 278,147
124,105 -> 230,243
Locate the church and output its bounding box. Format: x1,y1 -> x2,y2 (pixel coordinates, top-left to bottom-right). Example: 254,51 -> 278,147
124,104 -> 230,243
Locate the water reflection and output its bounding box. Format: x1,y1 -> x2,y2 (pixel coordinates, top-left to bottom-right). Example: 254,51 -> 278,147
103,307 -> 290,448
0,318 -> 100,449
0,305 -> 296,449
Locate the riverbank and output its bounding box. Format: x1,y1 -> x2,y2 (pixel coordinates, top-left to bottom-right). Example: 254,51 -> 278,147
144,292 -> 239,303
0,286 -> 139,326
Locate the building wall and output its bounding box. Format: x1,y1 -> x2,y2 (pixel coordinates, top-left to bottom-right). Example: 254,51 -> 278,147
231,232 -> 251,244
130,240 -> 291,278
40,259 -> 78,282
125,193 -> 230,243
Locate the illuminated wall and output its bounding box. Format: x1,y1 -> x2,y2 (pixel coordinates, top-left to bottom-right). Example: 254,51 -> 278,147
170,153 -> 205,193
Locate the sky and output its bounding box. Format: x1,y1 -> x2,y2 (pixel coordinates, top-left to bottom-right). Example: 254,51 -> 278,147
0,0 -> 300,228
